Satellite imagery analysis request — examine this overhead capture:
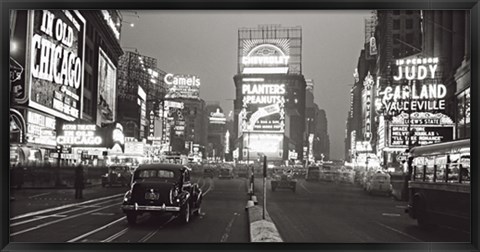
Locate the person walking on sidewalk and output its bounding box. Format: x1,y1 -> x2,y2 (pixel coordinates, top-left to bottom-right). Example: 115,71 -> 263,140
74,164 -> 85,199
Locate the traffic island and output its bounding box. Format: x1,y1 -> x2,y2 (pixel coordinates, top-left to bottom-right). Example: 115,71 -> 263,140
246,196 -> 283,242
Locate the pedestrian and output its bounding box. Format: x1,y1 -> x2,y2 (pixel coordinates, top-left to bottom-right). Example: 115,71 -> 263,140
74,164 -> 85,199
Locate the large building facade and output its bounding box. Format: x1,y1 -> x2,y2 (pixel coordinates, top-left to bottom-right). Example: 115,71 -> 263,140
233,25 -> 307,162
345,10 -> 470,170
9,10 -> 124,166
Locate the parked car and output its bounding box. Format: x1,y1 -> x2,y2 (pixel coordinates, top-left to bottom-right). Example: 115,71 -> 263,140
271,168 -> 296,192
218,167 -> 234,179
121,164 -> 202,225
101,166 -> 132,187
366,171 -> 392,196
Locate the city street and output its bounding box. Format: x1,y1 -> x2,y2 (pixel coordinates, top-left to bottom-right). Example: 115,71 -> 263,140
10,176 -> 249,243
252,177 -> 470,243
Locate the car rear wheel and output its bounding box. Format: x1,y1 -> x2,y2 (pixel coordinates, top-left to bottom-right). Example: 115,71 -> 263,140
126,213 -> 137,225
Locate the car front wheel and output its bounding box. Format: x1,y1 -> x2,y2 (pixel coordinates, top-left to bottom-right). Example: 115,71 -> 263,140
180,203 -> 190,224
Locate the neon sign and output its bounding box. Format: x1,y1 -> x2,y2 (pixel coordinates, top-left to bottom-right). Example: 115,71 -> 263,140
164,73 -> 200,86
393,57 -> 438,81
380,57 -> 447,115
56,124 -> 102,146
242,44 -> 289,66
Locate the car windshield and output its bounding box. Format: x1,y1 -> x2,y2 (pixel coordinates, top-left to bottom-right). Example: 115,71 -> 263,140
136,169 -> 176,179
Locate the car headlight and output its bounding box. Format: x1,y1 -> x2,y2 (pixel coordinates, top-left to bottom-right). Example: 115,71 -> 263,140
124,191 -> 132,202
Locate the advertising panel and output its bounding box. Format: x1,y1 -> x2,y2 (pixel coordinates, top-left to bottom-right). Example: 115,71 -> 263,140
244,133 -> 283,160
10,10 -> 29,104
241,39 -> 290,74
388,112 -> 455,147
241,82 -> 285,134
25,110 -> 56,146
97,48 -> 117,126
164,73 -> 200,99
379,57 -> 445,116
27,10 -> 86,121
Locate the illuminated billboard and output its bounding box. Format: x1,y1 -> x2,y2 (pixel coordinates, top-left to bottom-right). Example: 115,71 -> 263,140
244,133 -> 283,160
27,10 -> 85,121
240,83 -> 285,134
379,57 -> 446,116
241,39 -> 290,74
164,73 -> 200,99
97,48 -> 117,126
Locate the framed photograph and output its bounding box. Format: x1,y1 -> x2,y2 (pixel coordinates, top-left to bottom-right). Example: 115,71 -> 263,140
2,0 -> 479,252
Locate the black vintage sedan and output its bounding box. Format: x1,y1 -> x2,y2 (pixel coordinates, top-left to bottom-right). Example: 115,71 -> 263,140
121,164 -> 202,225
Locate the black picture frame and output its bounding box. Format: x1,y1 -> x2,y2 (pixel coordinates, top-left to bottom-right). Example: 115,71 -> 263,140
1,0 -> 479,251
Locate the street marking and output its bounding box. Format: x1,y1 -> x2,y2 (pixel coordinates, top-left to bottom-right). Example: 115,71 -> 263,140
395,205 -> 408,209
91,212 -> 115,216
382,213 -> 401,217
28,192 -> 52,199
374,221 -> 423,242
220,213 -> 240,242
101,228 -> 129,242
11,193 -> 124,221
67,216 -> 126,242
11,202 -> 121,237
298,181 -> 312,193
10,198 -> 121,227
138,215 -> 176,242
36,214 -> 67,218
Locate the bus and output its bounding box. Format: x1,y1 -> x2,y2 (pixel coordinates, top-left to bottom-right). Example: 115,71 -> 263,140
406,139 -> 470,230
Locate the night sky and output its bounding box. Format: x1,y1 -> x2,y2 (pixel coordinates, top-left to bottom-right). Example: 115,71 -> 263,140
120,10 -> 371,160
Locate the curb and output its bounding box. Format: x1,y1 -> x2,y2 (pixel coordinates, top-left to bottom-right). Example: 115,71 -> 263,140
246,195 -> 283,242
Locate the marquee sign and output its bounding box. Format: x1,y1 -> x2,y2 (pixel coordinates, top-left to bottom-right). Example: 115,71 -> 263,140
388,112 -> 455,147
56,124 -> 102,146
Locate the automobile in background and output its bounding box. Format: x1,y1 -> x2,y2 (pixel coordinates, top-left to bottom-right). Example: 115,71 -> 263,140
320,165 -> 336,182
305,166 -> 320,182
366,171 -> 392,196
218,167 -> 234,179
271,168 -> 296,192
121,164 -> 202,225
203,168 -> 215,179
101,166 -> 132,187
339,168 -> 355,184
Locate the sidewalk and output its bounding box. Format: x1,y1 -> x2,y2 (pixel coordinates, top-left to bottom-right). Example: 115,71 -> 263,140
9,184 -> 127,217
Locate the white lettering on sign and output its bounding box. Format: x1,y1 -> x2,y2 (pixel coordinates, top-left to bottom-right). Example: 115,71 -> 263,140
393,57 -> 439,81
242,44 -> 290,66
164,73 -> 200,86
31,10 -> 82,89
242,56 -> 289,65
56,135 -> 102,145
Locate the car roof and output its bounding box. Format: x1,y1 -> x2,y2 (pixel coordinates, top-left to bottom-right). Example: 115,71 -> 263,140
135,163 -> 190,172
